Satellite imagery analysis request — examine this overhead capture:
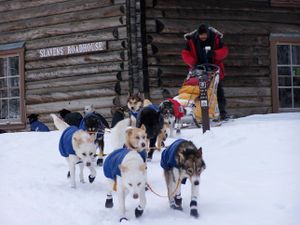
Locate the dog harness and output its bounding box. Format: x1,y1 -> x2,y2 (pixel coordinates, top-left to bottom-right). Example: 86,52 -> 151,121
160,139 -> 186,170
168,98 -> 185,119
103,148 -> 147,180
59,126 -> 79,157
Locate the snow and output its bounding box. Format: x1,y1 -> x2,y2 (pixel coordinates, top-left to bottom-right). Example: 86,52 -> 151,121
0,113 -> 300,225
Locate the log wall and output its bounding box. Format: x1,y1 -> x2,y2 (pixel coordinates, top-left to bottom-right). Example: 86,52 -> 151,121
144,0 -> 300,117
0,0 -> 128,128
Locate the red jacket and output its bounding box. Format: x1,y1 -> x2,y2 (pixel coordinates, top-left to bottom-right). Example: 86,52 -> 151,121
182,29 -> 228,80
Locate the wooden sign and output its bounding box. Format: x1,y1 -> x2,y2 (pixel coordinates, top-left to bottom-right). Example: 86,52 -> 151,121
39,41 -> 107,58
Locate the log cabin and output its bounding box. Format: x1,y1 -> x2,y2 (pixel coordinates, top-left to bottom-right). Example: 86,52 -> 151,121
0,0 -> 299,131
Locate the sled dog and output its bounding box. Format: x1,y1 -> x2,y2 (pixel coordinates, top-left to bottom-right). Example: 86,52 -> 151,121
51,114 -> 97,188
103,127 -> 147,222
160,139 -> 206,218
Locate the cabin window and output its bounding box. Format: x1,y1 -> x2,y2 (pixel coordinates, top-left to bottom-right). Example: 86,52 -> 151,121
270,35 -> 300,112
0,42 -> 25,130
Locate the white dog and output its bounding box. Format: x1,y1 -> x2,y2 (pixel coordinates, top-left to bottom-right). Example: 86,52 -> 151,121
103,127 -> 147,222
109,117 -> 137,151
51,114 -> 97,188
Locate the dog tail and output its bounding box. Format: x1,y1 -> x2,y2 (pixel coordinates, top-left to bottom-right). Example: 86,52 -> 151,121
50,114 -> 69,131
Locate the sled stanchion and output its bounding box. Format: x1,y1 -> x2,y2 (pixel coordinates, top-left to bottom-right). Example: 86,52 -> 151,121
199,72 -> 210,133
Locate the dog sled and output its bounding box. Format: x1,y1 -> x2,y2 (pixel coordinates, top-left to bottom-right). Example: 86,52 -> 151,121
173,63 -> 220,127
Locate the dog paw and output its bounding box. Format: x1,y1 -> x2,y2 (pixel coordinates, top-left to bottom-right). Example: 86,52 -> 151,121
105,198 -> 113,208
190,209 -> 199,218
88,175 -> 95,183
119,217 -> 128,222
67,171 -> 70,178
135,207 -> 144,218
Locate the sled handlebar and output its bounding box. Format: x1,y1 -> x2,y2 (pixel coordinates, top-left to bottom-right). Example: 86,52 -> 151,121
190,64 -> 220,78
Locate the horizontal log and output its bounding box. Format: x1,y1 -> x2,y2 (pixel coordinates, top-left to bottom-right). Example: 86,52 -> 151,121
25,62 -> 124,82
0,0 -> 112,23
26,89 -> 117,104
225,66 -> 270,77
224,77 -> 271,87
0,0 -> 67,12
227,96 -> 271,108
225,34 -> 269,47
148,55 -> 270,67
155,19 -> 300,35
152,0 -> 274,9
25,51 -> 125,69
25,28 -> 120,50
0,5 -> 124,33
26,82 -> 119,96
224,87 -> 271,98
26,72 -> 122,90
147,8 -> 300,25
26,96 -> 116,114
0,16 -> 125,43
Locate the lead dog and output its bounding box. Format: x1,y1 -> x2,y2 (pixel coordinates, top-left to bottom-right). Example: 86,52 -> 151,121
103,127 -> 148,222
51,114 -> 97,188
160,139 -> 206,218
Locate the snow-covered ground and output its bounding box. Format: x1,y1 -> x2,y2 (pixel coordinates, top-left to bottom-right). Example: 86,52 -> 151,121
0,113 -> 299,225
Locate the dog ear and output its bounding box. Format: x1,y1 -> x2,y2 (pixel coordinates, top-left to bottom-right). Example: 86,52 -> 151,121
119,164 -> 128,173
140,124 -> 146,131
72,136 -> 83,147
196,147 -> 203,158
125,127 -> 134,136
177,151 -> 185,166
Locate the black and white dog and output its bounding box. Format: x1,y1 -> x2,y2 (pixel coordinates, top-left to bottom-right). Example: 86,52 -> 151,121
80,107 -> 109,166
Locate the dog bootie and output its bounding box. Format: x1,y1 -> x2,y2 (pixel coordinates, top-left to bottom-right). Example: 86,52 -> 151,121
105,198 -> 113,208
88,175 -> 95,183
170,200 -> 183,211
190,200 -> 199,218
135,206 -> 144,218
174,195 -> 182,208
97,158 -> 103,167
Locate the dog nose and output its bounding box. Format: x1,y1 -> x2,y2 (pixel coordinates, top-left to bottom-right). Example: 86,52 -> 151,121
133,193 -> 139,199
194,180 -> 199,186
142,143 -> 145,148
131,107 -> 134,110
86,162 -> 91,167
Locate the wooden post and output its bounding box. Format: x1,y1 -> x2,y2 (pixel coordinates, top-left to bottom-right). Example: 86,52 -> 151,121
199,73 -> 210,133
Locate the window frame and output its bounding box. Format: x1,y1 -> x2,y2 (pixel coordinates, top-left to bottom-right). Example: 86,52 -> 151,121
0,46 -> 26,130
270,34 -> 300,113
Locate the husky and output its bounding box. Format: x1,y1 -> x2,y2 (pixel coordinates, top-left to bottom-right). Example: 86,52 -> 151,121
127,93 -> 144,118
51,114 -> 97,188
160,139 -> 206,218
103,127 -> 148,222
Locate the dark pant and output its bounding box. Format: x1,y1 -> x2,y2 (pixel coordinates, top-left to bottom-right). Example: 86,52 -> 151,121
217,80 -> 227,116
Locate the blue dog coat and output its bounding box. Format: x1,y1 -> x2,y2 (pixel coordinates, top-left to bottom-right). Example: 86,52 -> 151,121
103,148 -> 147,180
59,126 -> 79,157
30,121 -> 49,132
160,139 -> 186,170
